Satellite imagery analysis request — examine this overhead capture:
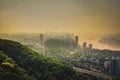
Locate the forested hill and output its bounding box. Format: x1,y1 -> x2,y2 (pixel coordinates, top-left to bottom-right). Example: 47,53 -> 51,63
0,39 -> 101,80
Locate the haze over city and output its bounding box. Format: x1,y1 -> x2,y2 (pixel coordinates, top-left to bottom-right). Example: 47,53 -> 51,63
0,0 -> 120,50
0,1 -> 120,80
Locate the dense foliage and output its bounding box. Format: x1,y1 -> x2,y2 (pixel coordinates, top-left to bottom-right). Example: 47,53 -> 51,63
0,51 -> 36,80
0,39 -> 102,80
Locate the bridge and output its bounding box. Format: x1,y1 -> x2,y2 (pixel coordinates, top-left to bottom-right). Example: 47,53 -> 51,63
73,67 -> 112,80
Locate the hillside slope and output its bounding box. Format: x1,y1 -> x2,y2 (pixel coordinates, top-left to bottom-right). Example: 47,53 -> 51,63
0,39 -> 101,80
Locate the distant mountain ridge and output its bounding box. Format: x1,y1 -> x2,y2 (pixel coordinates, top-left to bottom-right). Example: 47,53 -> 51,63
99,34 -> 120,48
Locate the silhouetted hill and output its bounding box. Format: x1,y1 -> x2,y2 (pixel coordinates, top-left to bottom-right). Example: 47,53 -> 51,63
99,34 -> 120,48
0,39 -> 103,80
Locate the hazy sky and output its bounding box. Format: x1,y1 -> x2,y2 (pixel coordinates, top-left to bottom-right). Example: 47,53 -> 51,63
0,0 -> 120,33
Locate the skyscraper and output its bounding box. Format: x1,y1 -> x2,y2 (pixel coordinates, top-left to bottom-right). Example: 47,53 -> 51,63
40,34 -> 44,46
83,42 -> 87,49
75,36 -> 79,46
111,57 -> 120,76
104,61 -> 111,69
88,44 -> 92,49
